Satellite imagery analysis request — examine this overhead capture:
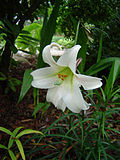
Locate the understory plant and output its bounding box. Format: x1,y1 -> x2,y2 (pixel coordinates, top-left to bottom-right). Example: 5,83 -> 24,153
23,42 -> 119,159
23,102 -> 120,160
0,127 -> 43,160
17,27 -> 120,159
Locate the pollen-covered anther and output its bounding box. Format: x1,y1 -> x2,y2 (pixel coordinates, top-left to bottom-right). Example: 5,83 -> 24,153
63,75 -> 68,77
58,73 -> 68,80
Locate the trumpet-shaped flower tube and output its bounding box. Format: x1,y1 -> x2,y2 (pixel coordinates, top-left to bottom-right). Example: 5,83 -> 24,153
31,43 -> 102,113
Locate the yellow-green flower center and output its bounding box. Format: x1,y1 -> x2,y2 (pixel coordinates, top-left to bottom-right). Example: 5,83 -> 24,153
54,67 -> 73,86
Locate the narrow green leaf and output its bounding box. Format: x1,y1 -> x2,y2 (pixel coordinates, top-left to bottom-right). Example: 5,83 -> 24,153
18,69 -> 33,103
106,154 -> 115,160
37,0 -> 62,68
8,150 -> 17,160
101,144 -> 107,160
75,20 -> 80,45
0,127 -> 13,136
85,57 -> 119,76
16,129 -> 44,138
15,139 -> 25,160
41,103 -> 50,119
46,134 -> 76,141
100,87 -> 106,102
86,151 -> 92,160
8,127 -> 23,149
0,144 -> 8,150
105,59 -> 120,98
77,25 -> 87,73
0,72 -> 7,80
32,103 -> 45,116
106,127 -> 120,134
97,34 -> 103,63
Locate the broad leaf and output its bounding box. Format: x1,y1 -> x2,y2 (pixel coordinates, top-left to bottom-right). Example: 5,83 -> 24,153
18,69 -> 33,103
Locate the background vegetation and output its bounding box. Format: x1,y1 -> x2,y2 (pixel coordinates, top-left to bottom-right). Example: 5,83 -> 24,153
0,0 -> 120,159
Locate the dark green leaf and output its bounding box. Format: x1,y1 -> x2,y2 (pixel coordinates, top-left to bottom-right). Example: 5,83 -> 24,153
18,69 -> 33,103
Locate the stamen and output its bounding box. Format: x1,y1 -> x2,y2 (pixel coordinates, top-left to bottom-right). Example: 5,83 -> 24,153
57,73 -> 68,81
63,75 -> 68,77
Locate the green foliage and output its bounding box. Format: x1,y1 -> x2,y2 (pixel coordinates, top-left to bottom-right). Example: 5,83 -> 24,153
32,101 -> 50,119
0,0 -> 47,92
0,72 -> 21,93
97,34 -> 103,63
16,22 -> 42,55
18,69 -> 33,103
25,103 -> 120,159
85,57 -> 119,76
37,0 -> 62,68
52,35 -> 75,48
0,126 -> 43,160
76,24 -> 88,73
104,58 -> 120,101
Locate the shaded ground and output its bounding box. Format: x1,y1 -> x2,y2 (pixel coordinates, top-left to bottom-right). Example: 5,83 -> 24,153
0,56 -> 62,159
0,56 -> 120,159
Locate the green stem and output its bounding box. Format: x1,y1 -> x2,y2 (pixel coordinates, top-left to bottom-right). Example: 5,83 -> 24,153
37,89 -> 39,105
33,88 -> 37,118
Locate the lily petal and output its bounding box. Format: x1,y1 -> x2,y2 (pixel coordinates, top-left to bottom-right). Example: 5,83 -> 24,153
31,67 -> 59,89
51,48 -> 65,56
63,76 -> 90,113
56,99 -> 66,112
42,44 -> 58,67
47,87 -> 66,112
47,76 -> 90,113
46,85 -> 65,107
77,74 -> 102,90
57,45 -> 81,73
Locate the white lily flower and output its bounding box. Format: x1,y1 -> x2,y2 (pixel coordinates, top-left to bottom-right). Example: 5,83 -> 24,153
31,43 -> 102,113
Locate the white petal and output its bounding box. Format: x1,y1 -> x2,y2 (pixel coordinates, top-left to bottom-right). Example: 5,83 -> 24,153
47,76 -> 90,113
77,74 -> 102,90
63,76 -> 90,113
42,44 -> 58,67
31,67 -> 59,89
57,45 -> 81,73
47,88 -> 66,112
51,48 -> 65,56
46,85 -> 66,112
56,99 -> 66,112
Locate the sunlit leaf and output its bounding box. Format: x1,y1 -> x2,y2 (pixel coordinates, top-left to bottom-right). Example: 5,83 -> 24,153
15,139 -> 25,160
0,127 -> 13,136
8,127 -> 23,149
8,150 -> 17,160
16,129 -> 44,138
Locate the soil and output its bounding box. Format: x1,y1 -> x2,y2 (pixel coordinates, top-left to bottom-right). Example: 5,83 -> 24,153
0,56 -> 120,160
0,56 -> 62,159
